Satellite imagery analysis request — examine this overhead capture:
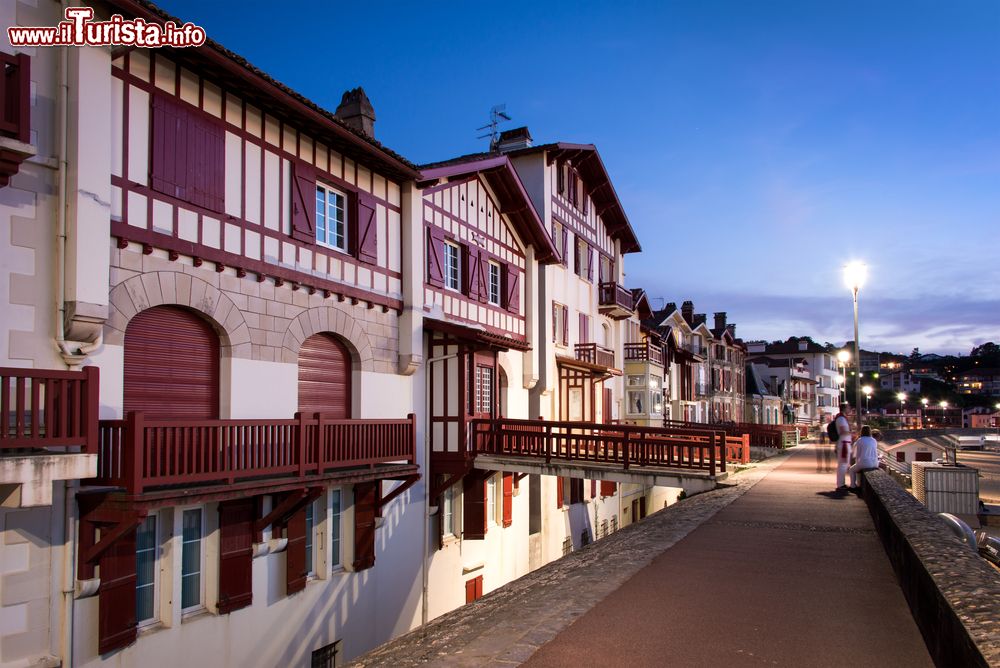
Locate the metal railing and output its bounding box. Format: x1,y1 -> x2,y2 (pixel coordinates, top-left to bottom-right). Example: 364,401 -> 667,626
1,366 -> 99,452
93,411 -> 416,494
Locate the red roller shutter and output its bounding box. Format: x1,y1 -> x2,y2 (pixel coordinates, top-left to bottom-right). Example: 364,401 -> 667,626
217,499 -> 254,614
124,306 -> 219,419
298,333 -> 352,418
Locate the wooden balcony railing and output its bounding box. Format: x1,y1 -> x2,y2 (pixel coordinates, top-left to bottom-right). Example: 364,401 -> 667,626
93,412 -> 416,495
1,366 -> 99,452
0,53 -> 30,143
471,418 -> 725,476
598,282 -> 634,317
575,343 -> 616,369
623,341 -> 664,366
664,418 -> 798,451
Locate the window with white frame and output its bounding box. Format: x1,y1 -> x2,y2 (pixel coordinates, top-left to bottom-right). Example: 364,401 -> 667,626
316,183 -> 348,252
442,482 -> 455,537
475,365 -> 494,415
444,241 -> 460,291
136,514 -> 158,625
627,374 -> 646,415
650,375 -> 663,415
488,261 -> 501,306
180,508 -> 204,612
330,490 -> 342,569
486,474 -> 497,526
304,502 -> 315,577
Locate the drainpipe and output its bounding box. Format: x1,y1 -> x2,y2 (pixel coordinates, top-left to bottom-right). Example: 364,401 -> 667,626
421,351 -> 458,629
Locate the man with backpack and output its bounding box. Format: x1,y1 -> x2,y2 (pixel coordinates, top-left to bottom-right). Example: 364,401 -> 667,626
832,403 -> 853,489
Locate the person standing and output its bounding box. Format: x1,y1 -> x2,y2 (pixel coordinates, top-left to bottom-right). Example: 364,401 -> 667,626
849,425 -> 880,489
835,403 -> 853,489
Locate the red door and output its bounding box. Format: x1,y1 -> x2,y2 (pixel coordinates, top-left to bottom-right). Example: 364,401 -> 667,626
298,333 -> 351,417
124,305 -> 219,419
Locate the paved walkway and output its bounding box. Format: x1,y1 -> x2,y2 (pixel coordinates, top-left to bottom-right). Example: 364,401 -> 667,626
526,444 -> 933,668
351,444 -> 933,667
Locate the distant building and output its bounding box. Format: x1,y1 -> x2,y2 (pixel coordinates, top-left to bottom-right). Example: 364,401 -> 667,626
746,337 -> 839,425
957,368 -> 1000,397
880,371 -> 921,394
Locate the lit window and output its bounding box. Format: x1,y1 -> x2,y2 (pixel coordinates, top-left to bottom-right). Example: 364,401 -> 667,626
488,261 -> 501,306
181,509 -> 203,611
330,490 -> 342,569
316,183 -> 348,251
444,241 -> 460,291
136,514 -> 158,624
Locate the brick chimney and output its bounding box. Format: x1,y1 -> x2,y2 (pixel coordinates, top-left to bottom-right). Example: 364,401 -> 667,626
728,324 -> 737,338
335,87 -> 376,137
681,301 -> 694,325
714,312 -> 727,331
694,314 -> 707,327
497,126 -> 533,152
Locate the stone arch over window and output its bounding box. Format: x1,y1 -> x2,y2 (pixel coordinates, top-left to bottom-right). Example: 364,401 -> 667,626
280,306 -> 374,372
106,272 -> 250,358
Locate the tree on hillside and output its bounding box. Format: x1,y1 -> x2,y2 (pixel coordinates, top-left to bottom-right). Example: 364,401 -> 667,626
971,342 -> 999,358
909,347 -> 920,360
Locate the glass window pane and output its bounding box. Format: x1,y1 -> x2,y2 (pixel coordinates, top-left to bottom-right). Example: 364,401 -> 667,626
330,491 -> 341,567
181,573 -> 200,610
135,515 -> 157,622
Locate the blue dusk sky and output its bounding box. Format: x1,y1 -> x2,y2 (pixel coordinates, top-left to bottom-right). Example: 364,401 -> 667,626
156,0 -> 1000,355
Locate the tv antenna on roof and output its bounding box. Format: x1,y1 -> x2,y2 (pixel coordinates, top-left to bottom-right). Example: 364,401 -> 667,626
477,104 -> 511,151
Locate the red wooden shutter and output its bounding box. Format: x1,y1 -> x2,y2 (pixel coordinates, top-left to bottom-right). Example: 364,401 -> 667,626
186,113 -> 225,212
151,93 -> 189,201
291,161 -> 317,243
476,576 -> 483,599
561,227 -> 569,266
555,476 -> 564,508
476,252 -> 489,304
601,481 -> 617,497
465,578 -> 476,604
285,504 -> 307,595
579,313 -> 588,344
461,244 -> 475,297
426,227 -> 445,288
557,162 -> 565,194
504,263 -> 519,313
463,473 -> 487,540
353,482 -> 377,570
590,479 -> 597,498
97,523 -> 138,654
502,473 -> 513,528
586,244 -> 594,282
218,499 -> 254,614
354,191 -> 378,265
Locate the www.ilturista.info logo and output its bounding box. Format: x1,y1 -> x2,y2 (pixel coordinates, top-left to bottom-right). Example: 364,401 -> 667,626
7,7 -> 206,48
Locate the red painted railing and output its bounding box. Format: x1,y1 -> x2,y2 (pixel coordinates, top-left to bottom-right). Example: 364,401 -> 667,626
0,53 -> 30,143
1,366 -> 99,452
471,418 -> 724,477
624,341 -> 664,366
598,282 -> 634,313
664,418 -> 797,451
575,343 -> 615,369
94,412 -> 416,494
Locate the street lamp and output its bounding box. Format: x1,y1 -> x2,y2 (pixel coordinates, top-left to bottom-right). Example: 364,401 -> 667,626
921,397 -> 929,428
836,350 -> 850,401
940,400 -> 949,427
843,262 -> 867,434
897,392 -> 907,428
862,385 -> 872,417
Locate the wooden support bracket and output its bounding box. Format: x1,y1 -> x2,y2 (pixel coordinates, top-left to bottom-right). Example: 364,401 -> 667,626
379,475 -> 419,511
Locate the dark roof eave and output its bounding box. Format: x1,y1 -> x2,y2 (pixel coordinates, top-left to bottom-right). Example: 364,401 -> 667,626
106,0 -> 420,182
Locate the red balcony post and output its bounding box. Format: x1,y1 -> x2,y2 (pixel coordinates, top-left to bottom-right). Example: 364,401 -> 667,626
314,412 -> 326,474
295,412 -> 308,477
82,366 -> 99,455
622,430 -> 630,470
407,413 -> 416,464
125,411 -> 145,495
542,417 -> 551,464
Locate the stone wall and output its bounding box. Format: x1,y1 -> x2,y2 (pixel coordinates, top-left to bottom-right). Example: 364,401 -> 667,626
861,470 -> 1000,667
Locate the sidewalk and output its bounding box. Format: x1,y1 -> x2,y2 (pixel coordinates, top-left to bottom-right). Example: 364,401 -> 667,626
525,443 -> 933,667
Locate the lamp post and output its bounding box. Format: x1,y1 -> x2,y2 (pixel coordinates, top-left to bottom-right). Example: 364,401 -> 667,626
843,262 -> 867,435
862,385 -> 872,417
897,392 -> 907,428
940,400 -> 949,428
836,350 -> 850,402
920,397 -> 929,428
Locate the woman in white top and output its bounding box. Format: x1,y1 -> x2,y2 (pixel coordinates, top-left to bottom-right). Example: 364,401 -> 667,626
849,425 -> 879,489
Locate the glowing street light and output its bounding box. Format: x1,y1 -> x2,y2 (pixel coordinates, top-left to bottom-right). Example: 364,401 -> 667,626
836,350 -> 850,401
843,262 -> 867,434
862,385 -> 872,416
921,397 -> 929,428
897,392 -> 907,428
